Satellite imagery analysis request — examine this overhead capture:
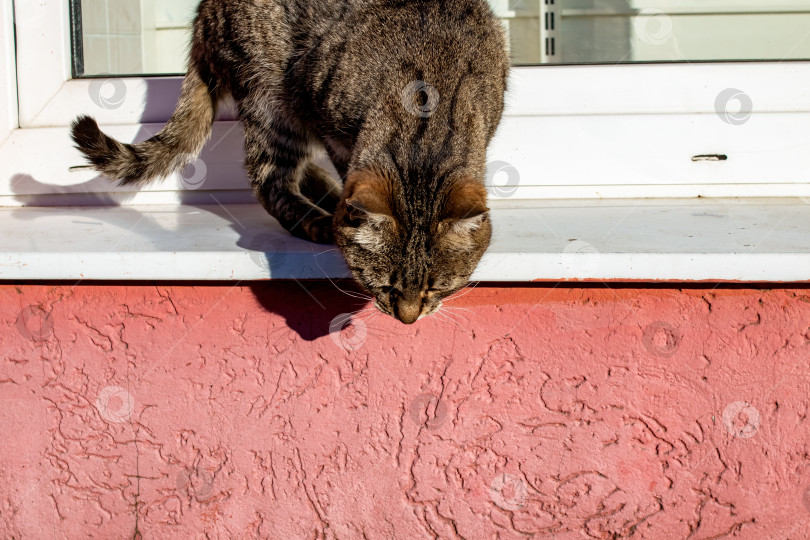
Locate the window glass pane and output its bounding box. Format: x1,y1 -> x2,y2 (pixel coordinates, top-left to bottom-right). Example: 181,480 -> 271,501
78,0 -> 196,76
75,0 -> 810,76
497,0 -> 810,64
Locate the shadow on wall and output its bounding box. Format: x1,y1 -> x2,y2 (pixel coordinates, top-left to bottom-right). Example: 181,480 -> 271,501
248,281 -> 376,342
9,79 -> 355,341
11,171 -> 360,341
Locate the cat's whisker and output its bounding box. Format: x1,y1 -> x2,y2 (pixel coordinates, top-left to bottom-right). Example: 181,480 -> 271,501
439,303 -> 471,322
313,248 -> 340,256
311,252 -> 374,302
444,285 -> 477,304
445,281 -> 481,303
339,289 -> 374,301
355,302 -> 383,318
324,283 -> 371,302
364,311 -> 382,324
436,305 -> 466,323
441,309 -> 469,326
434,310 -> 468,332
450,280 -> 477,293
443,305 -> 477,316
349,306 -> 378,317
358,311 -> 383,330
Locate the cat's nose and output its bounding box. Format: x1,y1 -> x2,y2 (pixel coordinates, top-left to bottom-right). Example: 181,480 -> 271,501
395,298 -> 422,325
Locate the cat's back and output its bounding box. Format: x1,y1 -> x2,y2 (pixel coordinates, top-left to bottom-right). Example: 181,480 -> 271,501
324,0 -> 504,39
297,0 -> 507,72
196,0 -> 502,42
193,0 -> 507,134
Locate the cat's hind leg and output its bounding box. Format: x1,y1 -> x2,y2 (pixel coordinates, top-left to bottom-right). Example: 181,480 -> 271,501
242,115 -> 334,244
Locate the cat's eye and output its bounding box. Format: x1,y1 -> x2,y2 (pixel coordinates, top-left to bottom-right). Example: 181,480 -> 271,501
426,278 -> 448,292
387,286 -> 401,297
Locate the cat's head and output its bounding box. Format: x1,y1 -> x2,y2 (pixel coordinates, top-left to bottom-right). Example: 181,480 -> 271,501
334,168 -> 491,324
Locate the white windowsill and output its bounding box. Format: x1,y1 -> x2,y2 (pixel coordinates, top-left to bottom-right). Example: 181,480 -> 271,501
1,198 -> 809,282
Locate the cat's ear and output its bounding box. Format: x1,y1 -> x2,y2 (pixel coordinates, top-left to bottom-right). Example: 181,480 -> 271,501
441,180 -> 490,234
342,168 -> 395,224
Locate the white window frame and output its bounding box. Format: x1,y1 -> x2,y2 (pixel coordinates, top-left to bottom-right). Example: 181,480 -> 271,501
0,1 -> 17,146
4,0 -> 810,206
2,0 -> 810,284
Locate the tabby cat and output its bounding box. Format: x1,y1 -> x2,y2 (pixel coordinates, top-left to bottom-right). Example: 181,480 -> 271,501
71,0 -> 509,324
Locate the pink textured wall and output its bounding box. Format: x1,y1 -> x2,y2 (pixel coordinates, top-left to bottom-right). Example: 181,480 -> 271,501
2,282 -> 810,538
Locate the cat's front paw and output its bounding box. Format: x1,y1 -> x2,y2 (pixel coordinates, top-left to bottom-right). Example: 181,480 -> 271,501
298,214 -> 334,244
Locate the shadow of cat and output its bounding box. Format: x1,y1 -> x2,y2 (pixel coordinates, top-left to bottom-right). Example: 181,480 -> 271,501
9,174 -> 465,340
6,74 -> 378,340
8,172 -> 369,341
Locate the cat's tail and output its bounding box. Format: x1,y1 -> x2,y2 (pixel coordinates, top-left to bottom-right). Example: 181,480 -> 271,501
71,65 -> 217,186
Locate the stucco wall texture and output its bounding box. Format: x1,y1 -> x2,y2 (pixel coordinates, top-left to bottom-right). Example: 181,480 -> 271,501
1,282 -> 810,539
